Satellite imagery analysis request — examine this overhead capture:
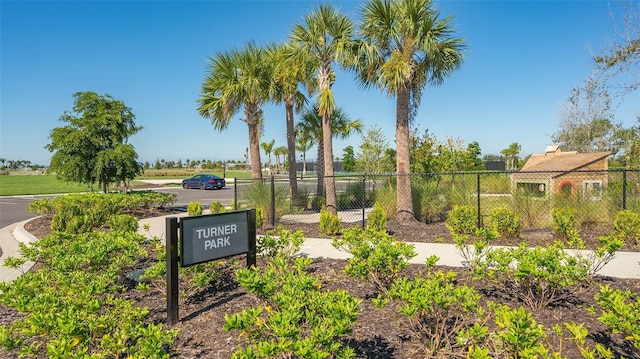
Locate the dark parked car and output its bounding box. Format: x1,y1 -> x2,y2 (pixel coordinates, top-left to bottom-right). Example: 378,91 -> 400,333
181,174 -> 226,190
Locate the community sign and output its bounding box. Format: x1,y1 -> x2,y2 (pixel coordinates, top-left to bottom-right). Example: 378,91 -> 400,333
180,211 -> 252,266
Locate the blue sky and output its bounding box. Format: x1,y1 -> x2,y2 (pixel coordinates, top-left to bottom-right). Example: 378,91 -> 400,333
1,0 -> 638,166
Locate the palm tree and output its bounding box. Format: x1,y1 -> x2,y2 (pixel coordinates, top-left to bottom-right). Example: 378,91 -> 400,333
296,104 -> 363,197
261,139 -> 275,175
358,0 -> 465,221
197,41 -> 272,180
266,42 -> 313,200
501,142 -> 521,170
274,146 -> 288,174
296,130 -> 314,177
289,3 -> 357,214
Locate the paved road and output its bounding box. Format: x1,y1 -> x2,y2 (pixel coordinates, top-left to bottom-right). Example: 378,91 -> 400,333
0,187 -> 235,227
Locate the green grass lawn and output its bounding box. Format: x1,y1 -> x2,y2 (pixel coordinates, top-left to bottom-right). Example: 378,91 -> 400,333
0,170 -> 255,196
0,175 -> 92,196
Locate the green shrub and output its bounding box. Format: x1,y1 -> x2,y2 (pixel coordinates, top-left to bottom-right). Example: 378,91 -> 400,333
209,200 -> 227,214
488,207 -> 521,240
257,226 -> 305,260
386,271 -> 481,356
612,209 -> 640,245
366,202 -> 387,232
187,201 -> 203,216
446,205 -> 478,236
319,209 -> 341,236
592,284 -> 640,350
242,181 -> 289,224
373,182 -> 396,219
551,207 -> 580,242
255,207 -> 264,228
476,242 -> 590,309
333,226 -> 416,293
108,214 -> 138,233
228,257 -> 360,358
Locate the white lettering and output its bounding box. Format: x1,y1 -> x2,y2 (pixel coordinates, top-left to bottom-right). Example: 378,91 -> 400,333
196,224 -> 238,239
204,236 -> 231,250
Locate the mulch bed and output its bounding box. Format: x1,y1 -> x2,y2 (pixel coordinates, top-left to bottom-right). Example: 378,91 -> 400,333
2,210 -> 639,358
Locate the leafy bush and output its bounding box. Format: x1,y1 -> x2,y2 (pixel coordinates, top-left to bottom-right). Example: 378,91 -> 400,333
209,200 -> 227,214
319,209 -> 341,236
386,271 -> 481,356
552,207 -> 580,242
257,227 -> 305,260
488,207 -> 521,240
228,256 -> 360,358
333,226 -> 416,293
366,202 -> 387,232
242,181 -> 289,224
476,242 -> 590,309
612,209 -> 640,245
108,214 -> 138,233
310,196 -> 325,211
0,231 -> 178,357
591,284 -> 640,351
187,201 -> 203,216
446,205 -> 478,236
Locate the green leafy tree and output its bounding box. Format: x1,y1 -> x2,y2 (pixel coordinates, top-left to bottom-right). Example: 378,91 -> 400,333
356,125 -> 394,174
295,104 -> 363,197
342,145 -> 356,172
409,128 -> 439,174
198,41 -> 270,180
46,91 -> 143,193
289,3 -> 357,214
357,0 -> 466,221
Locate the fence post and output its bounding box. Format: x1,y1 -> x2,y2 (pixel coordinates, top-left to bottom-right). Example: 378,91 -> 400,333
476,172 -> 481,229
270,176 -> 276,227
233,178 -> 238,211
362,174 -> 366,228
622,169 -> 627,210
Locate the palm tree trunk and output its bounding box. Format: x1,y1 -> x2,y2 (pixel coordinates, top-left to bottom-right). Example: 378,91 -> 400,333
316,139 -> 325,197
285,98 -> 299,203
322,114 -> 337,214
396,88 -> 415,222
245,105 -> 262,180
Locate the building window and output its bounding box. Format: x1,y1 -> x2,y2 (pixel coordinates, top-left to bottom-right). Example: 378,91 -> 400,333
583,180 -> 603,200
515,181 -> 547,197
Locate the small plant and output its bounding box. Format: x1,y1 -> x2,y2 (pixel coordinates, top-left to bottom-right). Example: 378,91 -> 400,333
488,207 -> 521,240
552,207 -> 580,241
209,200 -> 227,214
319,209 -> 342,236
108,214 -> 138,233
366,202 -> 387,232
386,270 -> 482,356
187,201 -> 203,216
333,226 -> 416,293
257,226 -> 305,260
227,256 -> 360,358
446,205 -> 478,236
612,209 -> 640,246
591,284 -> 640,352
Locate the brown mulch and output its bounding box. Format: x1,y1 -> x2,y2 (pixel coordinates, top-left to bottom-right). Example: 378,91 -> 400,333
3,211 -> 640,358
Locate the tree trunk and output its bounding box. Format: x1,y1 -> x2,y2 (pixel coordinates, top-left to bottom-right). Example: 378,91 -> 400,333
322,114 -> 337,215
316,139 -> 325,197
245,104 -> 262,180
396,88 -> 415,222
285,97 -> 299,204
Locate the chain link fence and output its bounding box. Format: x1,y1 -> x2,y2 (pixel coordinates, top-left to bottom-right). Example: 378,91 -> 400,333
230,169 -> 640,230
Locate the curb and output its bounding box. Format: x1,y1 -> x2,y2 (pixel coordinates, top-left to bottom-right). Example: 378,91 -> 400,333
0,218 -> 38,283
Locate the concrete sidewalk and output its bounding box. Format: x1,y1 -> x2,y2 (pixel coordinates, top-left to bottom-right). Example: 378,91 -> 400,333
137,214 -> 640,279
2,215 -> 639,284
